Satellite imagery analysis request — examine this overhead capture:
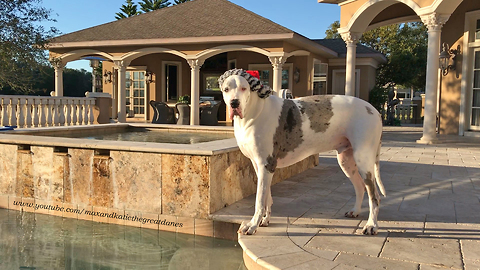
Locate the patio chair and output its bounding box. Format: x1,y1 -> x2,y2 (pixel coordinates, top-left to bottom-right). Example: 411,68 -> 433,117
149,100 -> 176,124
175,103 -> 190,125
200,102 -> 221,126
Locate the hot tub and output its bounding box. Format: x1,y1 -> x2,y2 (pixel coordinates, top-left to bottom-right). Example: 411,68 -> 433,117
0,123 -> 318,239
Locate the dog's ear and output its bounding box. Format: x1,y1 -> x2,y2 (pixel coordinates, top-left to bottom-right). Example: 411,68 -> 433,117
218,69 -> 272,99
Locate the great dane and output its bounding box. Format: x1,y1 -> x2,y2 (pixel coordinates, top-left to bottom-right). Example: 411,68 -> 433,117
218,69 -> 385,235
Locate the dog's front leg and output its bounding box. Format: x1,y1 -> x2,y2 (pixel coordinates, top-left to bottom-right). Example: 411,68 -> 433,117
238,165 -> 273,235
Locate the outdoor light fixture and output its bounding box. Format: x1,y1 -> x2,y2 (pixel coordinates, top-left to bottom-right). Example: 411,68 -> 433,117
439,43 -> 460,77
103,70 -> 113,84
145,71 -> 153,83
294,67 -> 300,83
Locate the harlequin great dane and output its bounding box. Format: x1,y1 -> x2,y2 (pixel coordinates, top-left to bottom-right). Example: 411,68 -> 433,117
218,69 -> 386,235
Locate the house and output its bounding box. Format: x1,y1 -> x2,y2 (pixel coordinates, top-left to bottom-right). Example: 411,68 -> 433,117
318,0 -> 480,142
47,0 -> 385,124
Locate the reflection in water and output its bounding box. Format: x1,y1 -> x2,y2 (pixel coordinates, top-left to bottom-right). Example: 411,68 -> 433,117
0,209 -> 244,269
54,130 -> 234,145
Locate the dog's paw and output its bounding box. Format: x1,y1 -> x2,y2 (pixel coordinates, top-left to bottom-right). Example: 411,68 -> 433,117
345,210 -> 359,218
361,223 -> 378,235
238,221 -> 258,235
260,212 -> 271,227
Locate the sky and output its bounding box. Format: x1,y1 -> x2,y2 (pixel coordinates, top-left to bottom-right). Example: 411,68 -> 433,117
41,0 -> 341,71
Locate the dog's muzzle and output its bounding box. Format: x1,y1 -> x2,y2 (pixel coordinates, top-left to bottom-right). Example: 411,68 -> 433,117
229,99 -> 243,120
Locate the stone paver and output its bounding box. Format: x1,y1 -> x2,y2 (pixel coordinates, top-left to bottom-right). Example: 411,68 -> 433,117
212,127 -> 480,269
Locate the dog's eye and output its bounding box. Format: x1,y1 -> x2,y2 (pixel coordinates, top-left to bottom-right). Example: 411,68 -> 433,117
224,88 -> 229,92
241,87 -> 247,91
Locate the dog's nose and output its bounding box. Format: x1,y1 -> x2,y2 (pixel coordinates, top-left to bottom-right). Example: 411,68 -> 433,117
230,99 -> 240,109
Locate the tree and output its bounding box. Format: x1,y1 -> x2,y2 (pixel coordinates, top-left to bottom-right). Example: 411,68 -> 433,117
325,21 -> 341,39
0,0 -> 58,93
139,0 -> 170,12
324,21 -> 428,90
115,0 -> 142,20
173,0 -> 191,5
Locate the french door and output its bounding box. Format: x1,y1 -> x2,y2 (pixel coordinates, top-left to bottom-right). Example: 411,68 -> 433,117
125,71 -> 146,117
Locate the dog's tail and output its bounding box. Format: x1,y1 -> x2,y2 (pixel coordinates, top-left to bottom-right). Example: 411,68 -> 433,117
375,141 -> 386,197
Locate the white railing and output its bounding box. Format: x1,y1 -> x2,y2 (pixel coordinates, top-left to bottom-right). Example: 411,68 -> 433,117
395,103 -> 417,124
0,95 -> 96,128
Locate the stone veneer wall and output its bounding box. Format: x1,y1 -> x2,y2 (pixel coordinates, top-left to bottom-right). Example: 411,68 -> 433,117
0,143 -> 318,239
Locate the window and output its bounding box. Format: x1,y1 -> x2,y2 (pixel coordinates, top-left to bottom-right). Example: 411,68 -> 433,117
471,49 -> 480,127
248,63 -> 293,90
476,19 -> 480,40
204,73 -> 222,92
313,61 -> 327,95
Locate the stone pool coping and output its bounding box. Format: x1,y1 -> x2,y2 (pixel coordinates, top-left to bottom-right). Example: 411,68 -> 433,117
0,123 -> 238,156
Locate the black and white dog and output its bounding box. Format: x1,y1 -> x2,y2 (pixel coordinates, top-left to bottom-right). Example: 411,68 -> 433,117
219,69 -> 385,235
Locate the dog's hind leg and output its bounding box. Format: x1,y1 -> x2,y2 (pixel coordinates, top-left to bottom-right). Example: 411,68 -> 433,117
337,147 -> 365,218
355,154 -> 381,235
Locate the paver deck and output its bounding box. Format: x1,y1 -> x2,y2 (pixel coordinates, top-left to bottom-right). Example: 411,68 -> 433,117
212,127 -> 480,270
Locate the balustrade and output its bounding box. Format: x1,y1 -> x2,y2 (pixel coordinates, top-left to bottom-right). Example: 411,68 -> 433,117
0,95 -> 96,128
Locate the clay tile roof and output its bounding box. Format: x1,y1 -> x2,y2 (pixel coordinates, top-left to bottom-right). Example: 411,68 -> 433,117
312,39 -> 382,56
52,0 -> 294,43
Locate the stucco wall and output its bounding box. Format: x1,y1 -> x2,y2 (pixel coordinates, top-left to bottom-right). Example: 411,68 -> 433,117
439,0 -> 480,134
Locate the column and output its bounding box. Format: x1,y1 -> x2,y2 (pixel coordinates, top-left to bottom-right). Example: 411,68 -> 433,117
417,13 -> 450,144
341,32 -> 361,96
188,59 -> 204,125
269,55 -> 287,93
53,61 -> 66,97
114,60 -> 129,123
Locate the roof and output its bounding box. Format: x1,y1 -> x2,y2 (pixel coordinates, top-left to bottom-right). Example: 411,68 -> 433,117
312,39 -> 381,55
52,0 -> 294,43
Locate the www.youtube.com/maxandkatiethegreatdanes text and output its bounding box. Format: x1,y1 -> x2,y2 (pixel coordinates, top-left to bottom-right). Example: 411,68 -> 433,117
12,201 -> 183,227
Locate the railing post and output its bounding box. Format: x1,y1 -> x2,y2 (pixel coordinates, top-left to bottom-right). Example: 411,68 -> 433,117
25,97 -> 33,128
1,97 -> 9,126
65,99 -> 73,125
47,99 -> 54,126
58,99 -> 66,126
72,99 -> 78,125
88,99 -> 95,125
9,98 -> 18,127
77,99 -> 83,125
32,98 -> 40,127
39,98 -> 47,127
83,99 -> 89,125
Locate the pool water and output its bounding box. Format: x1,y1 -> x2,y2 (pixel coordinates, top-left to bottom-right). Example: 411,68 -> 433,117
0,209 -> 245,269
57,129 -> 234,144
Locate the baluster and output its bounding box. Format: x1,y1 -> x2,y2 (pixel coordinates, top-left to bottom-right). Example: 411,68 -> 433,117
47,99 -> 54,126
77,99 -> 83,125
58,99 -> 65,126
65,99 -> 72,125
9,98 -> 18,127
1,97 -> 9,126
17,99 -> 25,128
72,99 -> 78,125
83,99 -> 89,125
88,99 -> 94,125
32,98 -> 40,127
52,99 -> 60,126
39,98 -> 47,127
25,97 -> 33,128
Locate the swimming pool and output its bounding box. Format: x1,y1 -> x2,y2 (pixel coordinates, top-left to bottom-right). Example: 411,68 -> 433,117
0,208 -> 245,269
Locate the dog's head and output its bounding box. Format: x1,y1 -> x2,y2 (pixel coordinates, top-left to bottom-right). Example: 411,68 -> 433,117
218,69 -> 272,120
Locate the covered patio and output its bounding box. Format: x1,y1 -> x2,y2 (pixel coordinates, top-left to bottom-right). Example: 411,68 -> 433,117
318,0 -> 480,143
47,0 -> 340,125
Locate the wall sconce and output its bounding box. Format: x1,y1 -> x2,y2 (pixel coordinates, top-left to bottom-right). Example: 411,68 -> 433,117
439,43 -> 460,77
103,70 -> 113,84
293,68 -> 300,83
145,71 -> 153,83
